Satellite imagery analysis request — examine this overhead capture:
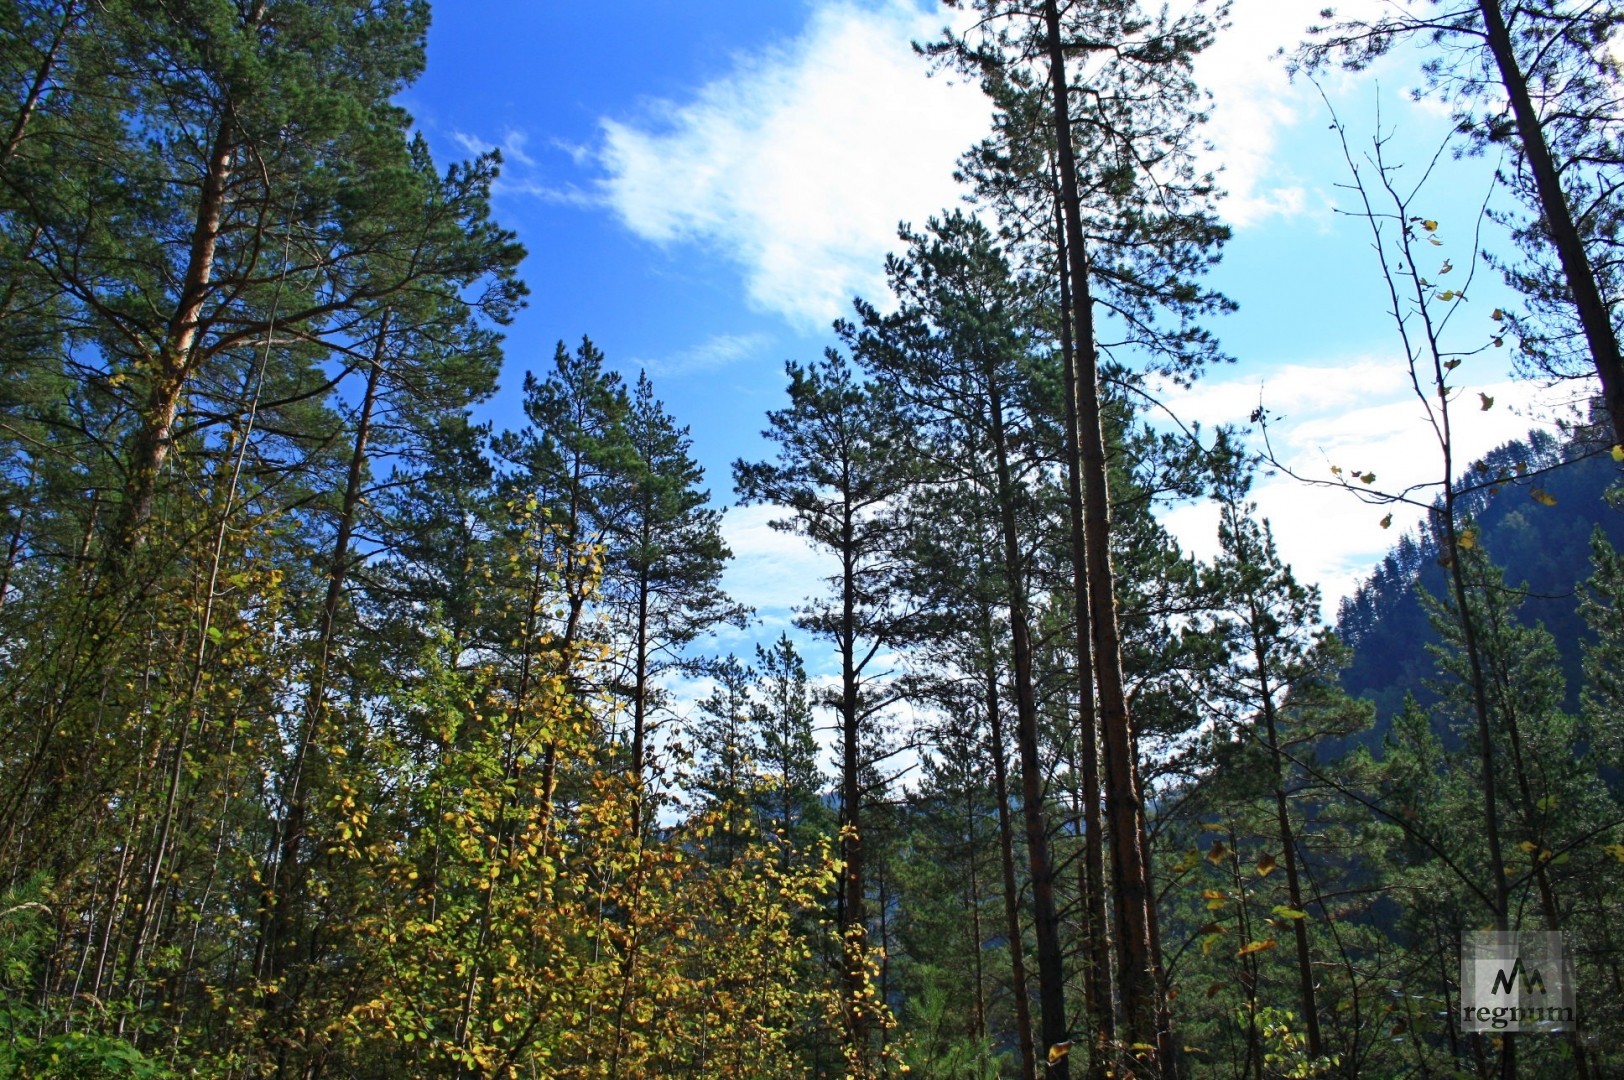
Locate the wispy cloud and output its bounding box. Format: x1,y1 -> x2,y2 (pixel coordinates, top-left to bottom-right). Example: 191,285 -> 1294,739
721,503 -> 837,623
1193,0 -> 1314,228
597,1 -> 989,328
448,128 -> 599,204
631,332 -> 772,378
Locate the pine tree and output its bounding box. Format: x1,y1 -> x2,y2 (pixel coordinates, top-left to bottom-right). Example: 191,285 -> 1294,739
601,371 -> 745,827
751,633 -> 830,857
733,348 -> 916,1066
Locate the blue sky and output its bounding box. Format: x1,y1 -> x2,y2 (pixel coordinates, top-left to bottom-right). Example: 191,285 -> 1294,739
399,0 -> 1584,655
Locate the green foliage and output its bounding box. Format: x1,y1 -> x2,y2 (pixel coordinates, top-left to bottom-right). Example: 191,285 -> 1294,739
0,881 -> 170,1079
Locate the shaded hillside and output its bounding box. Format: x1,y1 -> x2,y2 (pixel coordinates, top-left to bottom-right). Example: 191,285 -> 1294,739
1336,429 -> 1624,741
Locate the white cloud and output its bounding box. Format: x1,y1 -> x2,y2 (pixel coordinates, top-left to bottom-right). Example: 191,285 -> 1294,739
598,1 -> 990,327
448,128 -> 598,205
631,332 -> 772,378
1192,0 -> 1464,230
1152,356 -> 1582,616
1192,0 -> 1315,227
720,503 -> 839,620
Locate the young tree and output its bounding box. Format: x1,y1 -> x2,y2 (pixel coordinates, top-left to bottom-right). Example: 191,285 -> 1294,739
602,371 -> 745,828
733,349 -> 916,1065
1303,0 -> 1624,446
751,633 -> 830,857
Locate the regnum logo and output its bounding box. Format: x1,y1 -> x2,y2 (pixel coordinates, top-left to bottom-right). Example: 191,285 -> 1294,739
1460,931 -> 1576,1033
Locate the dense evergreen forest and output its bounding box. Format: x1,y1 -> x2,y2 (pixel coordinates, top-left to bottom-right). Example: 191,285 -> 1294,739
3,1 -> 1624,1078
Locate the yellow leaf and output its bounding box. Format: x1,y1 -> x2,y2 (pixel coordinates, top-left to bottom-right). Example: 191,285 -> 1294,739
1360,472 -> 1376,485
1380,513 -> 1393,529
1047,1040 -> 1073,1064
1271,905 -> 1309,920
1237,939 -> 1278,958
1429,236 -> 1443,246
1459,529 -> 1477,550
1612,445 -> 1624,462
1206,841 -> 1230,864
1437,289 -> 1457,301
1255,853 -> 1277,877
1440,259 -> 1453,274
1422,219 -> 1438,232
1603,843 -> 1624,862
1201,889 -> 1228,901
1532,488 -> 1558,506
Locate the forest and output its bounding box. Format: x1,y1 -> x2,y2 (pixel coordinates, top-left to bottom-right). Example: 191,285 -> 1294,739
1,1 -> 1623,1078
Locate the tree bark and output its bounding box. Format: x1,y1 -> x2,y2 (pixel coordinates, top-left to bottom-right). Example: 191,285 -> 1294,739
1477,0 -> 1624,446
114,113 -> 236,559
1055,165 -> 1116,1070
985,623 -> 1038,1080
1040,0 -> 1172,1070
983,353 -> 1069,1078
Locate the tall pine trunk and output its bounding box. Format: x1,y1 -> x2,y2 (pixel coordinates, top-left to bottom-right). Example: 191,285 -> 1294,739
1041,0 -> 1171,1069
838,503 -> 869,1062
114,109 -> 238,562
1055,168 -> 1116,1069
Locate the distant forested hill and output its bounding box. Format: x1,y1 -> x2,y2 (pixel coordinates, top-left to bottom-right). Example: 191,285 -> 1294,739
1335,429 -> 1624,744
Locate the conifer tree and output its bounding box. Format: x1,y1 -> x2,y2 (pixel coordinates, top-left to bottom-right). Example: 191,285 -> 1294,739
602,371 -> 745,827
733,349 -> 916,1065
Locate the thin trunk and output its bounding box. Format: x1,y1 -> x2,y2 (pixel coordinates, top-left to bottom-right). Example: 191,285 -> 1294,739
1249,602 -> 1322,1058
1479,580 -> 1590,1079
838,498 -> 868,1061
257,312 -> 389,982
1477,0 -> 1624,446
125,430 -> 249,990
1439,502 -> 1513,1080
629,548 -> 650,834
983,368 -> 1069,1078
1229,825 -> 1263,1080
1041,1 -> 1171,1069
966,774 -> 987,1046
456,542 -> 551,1065
985,625 -> 1038,1080
539,451 -> 593,828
